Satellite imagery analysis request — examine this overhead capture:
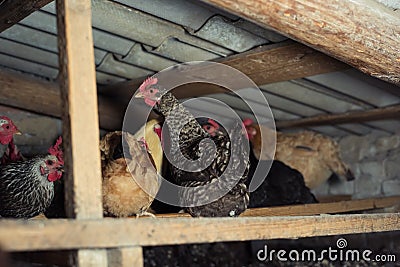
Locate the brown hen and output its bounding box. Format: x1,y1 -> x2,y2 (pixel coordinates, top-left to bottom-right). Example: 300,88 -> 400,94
100,120 -> 162,217
244,120 -> 354,189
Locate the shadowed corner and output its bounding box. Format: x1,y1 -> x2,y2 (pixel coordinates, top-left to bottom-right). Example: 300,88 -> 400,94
0,246 -> 12,267
345,169 -> 356,181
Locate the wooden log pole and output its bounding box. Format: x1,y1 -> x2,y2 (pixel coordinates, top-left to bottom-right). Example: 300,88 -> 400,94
276,104 -> 400,129
201,0 -> 400,85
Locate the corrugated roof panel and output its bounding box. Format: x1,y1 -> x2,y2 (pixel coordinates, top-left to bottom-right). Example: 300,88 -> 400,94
232,19 -> 287,42
187,16 -> 268,52
308,126 -> 349,137
306,72 -> 400,106
260,81 -> 363,113
0,24 -> 107,65
0,53 -> 58,79
0,37 -> 58,67
97,53 -> 154,79
91,0 -> 232,57
113,0 -> 215,31
96,72 -> 127,85
148,37 -> 221,62
117,43 -> 178,71
21,10 -> 134,56
365,120 -> 400,133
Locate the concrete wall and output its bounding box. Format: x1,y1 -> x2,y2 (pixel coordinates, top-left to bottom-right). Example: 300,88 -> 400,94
313,131 -> 400,199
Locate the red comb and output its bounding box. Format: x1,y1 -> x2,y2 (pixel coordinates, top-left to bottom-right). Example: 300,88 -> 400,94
139,77 -> 158,92
208,119 -> 219,129
48,136 -> 64,165
242,118 -> 253,126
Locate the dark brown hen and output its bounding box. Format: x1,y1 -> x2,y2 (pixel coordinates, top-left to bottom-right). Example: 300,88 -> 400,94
0,137 -> 63,218
135,77 -> 250,217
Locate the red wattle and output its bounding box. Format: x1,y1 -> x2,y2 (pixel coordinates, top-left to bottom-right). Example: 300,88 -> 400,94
47,171 -> 62,182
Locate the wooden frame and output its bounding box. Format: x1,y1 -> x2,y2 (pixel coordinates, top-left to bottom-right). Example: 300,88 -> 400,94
0,0 -> 399,266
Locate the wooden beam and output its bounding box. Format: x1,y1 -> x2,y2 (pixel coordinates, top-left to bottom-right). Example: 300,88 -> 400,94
0,68 -> 124,130
0,214 -> 399,252
56,0 -> 106,265
201,0 -> 400,85
0,0 -> 53,33
276,104 -> 400,129
242,196 -> 400,217
100,41 -> 349,99
149,196 -> 400,218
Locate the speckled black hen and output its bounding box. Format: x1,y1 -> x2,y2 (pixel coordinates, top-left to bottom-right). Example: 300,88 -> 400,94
0,137 -> 63,218
135,77 -> 250,217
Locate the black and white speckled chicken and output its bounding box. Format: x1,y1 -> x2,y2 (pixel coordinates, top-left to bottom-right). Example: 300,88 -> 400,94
135,77 -> 250,217
0,137 -> 63,218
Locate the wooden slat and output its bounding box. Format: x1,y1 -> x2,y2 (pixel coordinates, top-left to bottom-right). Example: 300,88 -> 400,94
0,213 -> 399,252
242,196 -> 400,217
0,68 -> 124,130
276,104 -> 400,129
101,41 -> 349,99
56,0 -> 106,265
151,196 -> 400,218
201,0 -> 400,85
108,247 -> 143,267
0,0 -> 53,33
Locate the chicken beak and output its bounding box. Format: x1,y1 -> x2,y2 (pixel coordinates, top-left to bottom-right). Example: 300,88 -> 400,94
135,91 -> 144,98
15,129 -> 22,135
57,166 -> 65,172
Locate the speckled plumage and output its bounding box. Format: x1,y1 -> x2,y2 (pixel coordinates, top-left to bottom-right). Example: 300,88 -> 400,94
0,155 -> 57,218
155,93 -> 250,217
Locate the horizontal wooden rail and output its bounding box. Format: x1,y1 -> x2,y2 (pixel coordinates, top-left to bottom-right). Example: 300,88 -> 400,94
276,104 -> 400,129
151,196 -> 400,218
0,213 -> 399,252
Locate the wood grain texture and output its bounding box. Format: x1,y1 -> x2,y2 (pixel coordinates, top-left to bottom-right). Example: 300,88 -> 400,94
0,0 -> 53,32
150,196 -> 400,218
0,213 -> 399,251
101,41 -> 349,99
276,104 -> 400,129
56,0 -> 103,219
201,0 -> 400,85
0,68 -> 124,130
108,247 -> 143,267
56,1 -> 107,265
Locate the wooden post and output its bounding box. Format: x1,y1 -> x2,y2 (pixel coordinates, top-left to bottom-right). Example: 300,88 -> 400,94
108,247 -> 144,267
56,0 -> 108,266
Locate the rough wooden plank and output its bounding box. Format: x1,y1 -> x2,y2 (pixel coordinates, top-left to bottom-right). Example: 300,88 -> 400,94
276,104 -> 400,129
101,41 -> 349,99
108,247 -> 143,267
241,196 -> 400,217
149,196 -> 400,218
56,0 -> 102,219
201,0 -> 400,85
0,214 -> 399,252
0,68 -> 124,130
0,0 -> 53,33
56,0 -> 107,265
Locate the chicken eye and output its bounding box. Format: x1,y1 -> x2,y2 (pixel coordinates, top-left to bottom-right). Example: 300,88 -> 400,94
5,125 -> 9,130
46,160 -> 54,166
149,89 -> 154,93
